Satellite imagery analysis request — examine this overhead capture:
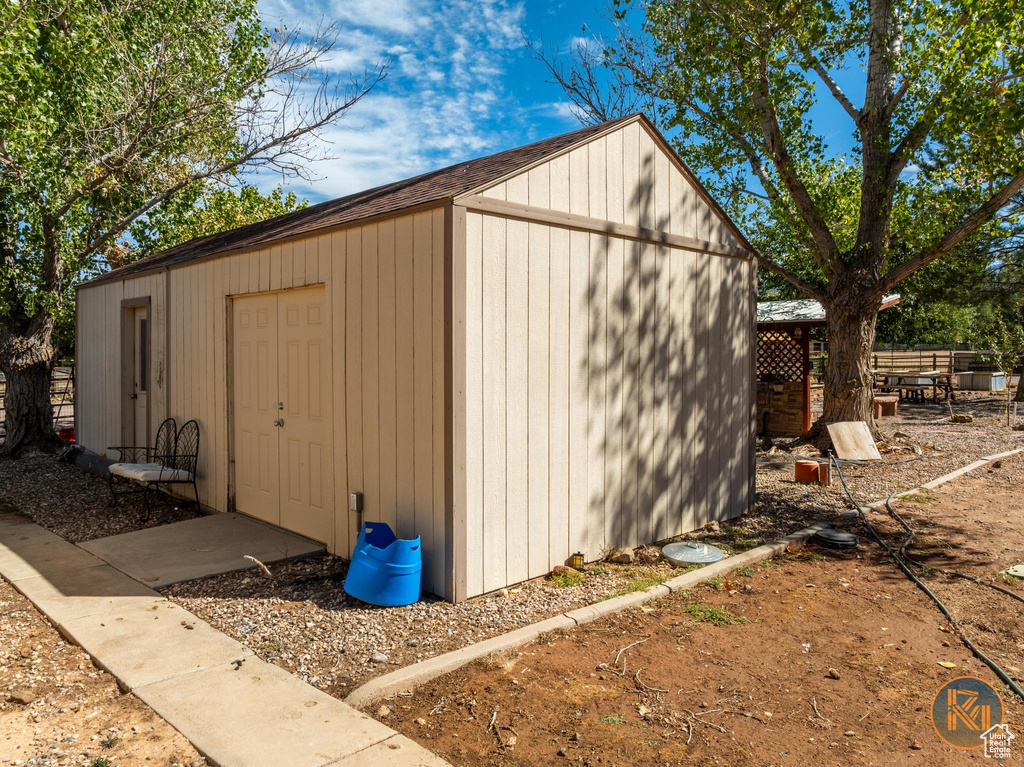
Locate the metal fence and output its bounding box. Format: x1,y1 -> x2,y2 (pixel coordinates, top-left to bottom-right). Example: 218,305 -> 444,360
0,365 -> 75,441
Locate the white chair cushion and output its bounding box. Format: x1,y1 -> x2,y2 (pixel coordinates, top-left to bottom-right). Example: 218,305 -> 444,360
109,462 -> 193,483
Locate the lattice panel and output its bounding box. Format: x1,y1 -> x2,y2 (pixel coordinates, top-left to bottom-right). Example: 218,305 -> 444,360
757,329 -> 804,383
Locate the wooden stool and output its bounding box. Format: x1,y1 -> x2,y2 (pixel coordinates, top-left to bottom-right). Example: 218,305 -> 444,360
795,460 -> 819,483
873,395 -> 899,418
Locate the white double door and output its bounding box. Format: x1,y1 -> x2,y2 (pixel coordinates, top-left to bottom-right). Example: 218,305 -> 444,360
232,286 -> 332,543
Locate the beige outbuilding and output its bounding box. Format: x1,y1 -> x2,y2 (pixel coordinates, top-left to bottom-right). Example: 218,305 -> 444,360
75,114 -> 757,601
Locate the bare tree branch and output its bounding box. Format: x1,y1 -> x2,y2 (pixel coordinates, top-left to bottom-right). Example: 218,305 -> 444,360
77,65 -> 383,259
753,251 -> 827,303
31,16 -> 388,275
526,30 -> 646,124
877,171 -> 1024,294
807,56 -> 862,122
749,57 -> 842,267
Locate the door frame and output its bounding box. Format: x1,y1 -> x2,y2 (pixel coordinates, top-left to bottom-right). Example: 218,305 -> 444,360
225,293 -> 236,513
120,296 -> 152,448
226,284 -> 334,546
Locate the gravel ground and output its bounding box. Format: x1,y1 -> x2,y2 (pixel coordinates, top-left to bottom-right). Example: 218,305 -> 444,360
0,578 -> 201,766
752,391 -> 1024,541
0,453 -> 199,543
161,554 -> 700,696
163,392 -> 1024,699
4,392 -> 1021,707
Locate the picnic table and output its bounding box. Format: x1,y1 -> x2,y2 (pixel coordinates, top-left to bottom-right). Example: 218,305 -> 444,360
872,369 -> 957,402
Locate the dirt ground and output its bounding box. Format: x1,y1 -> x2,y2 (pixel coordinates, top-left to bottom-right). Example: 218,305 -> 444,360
2,392 -> 1022,748
380,454 -> 1024,766
0,579 -> 201,767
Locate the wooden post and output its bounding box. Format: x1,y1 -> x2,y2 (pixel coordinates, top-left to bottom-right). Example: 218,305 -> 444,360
801,332 -> 811,434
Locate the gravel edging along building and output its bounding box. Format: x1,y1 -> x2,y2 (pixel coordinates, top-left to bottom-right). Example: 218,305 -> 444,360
75,113 -> 758,601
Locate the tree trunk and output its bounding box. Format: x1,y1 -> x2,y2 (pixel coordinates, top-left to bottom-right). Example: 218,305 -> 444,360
0,316 -> 63,456
816,297 -> 880,436
1015,363 -> 1024,403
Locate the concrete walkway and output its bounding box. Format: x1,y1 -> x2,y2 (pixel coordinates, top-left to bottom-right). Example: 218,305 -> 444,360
79,512 -> 325,587
0,509 -> 448,767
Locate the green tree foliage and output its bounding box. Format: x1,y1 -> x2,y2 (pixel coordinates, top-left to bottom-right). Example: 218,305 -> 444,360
0,0 -> 384,453
117,184 -> 308,268
975,306 -> 1024,420
540,0 -> 1024,436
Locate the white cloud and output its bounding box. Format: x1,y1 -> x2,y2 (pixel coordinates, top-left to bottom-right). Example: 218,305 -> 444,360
257,0 -> 532,200
329,0 -> 430,36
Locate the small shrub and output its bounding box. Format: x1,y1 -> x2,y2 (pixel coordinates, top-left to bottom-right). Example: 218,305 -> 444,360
737,566 -> 754,578
600,713 -> 626,724
550,569 -> 585,588
900,489 -> 934,504
997,571 -> 1021,588
598,569 -> 668,600
712,526 -> 765,551
705,576 -> 724,590
90,758 -> 112,767
587,566 -> 606,576
99,734 -> 118,749
789,551 -> 826,562
684,603 -> 750,626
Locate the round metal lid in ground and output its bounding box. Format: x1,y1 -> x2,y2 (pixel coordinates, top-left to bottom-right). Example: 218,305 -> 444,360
811,528 -> 860,549
663,541 -> 726,566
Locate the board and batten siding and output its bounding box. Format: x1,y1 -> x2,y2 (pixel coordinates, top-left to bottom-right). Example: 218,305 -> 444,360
339,208 -> 449,598
455,209 -> 754,600
480,120 -> 740,248
76,272 -> 168,455
76,207 -> 450,598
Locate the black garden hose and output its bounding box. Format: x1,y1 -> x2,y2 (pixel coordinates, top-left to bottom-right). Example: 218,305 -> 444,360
829,453 -> 1024,702
884,495 -> 1024,607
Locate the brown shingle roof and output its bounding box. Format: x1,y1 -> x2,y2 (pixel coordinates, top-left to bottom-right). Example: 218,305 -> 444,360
83,114 -> 640,286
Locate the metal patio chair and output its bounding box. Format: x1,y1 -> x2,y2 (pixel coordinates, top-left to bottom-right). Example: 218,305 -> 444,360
107,418 -> 200,520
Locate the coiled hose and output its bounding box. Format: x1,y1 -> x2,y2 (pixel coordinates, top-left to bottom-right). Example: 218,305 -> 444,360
829,452 -> 1024,702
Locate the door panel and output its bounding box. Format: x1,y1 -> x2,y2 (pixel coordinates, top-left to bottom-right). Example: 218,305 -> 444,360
231,286 -> 332,545
233,293 -> 280,525
277,287 -> 332,543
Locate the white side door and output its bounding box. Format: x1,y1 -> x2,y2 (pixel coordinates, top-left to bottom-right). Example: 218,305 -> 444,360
132,308 -> 149,446
232,293 -> 281,526
278,287 -> 333,543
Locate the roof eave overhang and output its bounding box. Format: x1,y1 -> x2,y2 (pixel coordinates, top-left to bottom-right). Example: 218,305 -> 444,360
76,197 -> 455,290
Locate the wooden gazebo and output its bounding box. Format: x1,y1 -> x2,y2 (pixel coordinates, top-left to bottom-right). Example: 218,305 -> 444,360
756,295 -> 899,436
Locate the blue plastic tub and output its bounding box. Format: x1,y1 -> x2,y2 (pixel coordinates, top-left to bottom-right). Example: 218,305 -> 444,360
343,522 -> 422,606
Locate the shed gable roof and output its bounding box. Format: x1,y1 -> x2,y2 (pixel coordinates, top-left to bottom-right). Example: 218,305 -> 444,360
82,113 -> 749,287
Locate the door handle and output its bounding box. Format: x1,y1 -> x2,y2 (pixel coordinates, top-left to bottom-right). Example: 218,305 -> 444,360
130,393 -> 138,400
273,418 -> 284,427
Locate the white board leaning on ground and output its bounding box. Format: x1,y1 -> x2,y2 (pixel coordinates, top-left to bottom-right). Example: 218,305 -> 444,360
827,421 -> 882,461
75,113 -> 758,602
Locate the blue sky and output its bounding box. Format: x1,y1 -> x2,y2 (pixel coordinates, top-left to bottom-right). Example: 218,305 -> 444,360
256,0 -> 869,204
256,0 -> 604,202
